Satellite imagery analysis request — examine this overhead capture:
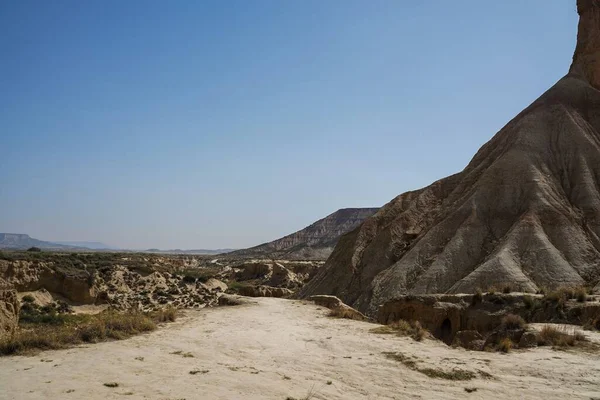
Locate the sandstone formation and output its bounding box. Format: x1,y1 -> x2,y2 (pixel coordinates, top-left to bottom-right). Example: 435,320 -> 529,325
0,279 -> 19,339
228,208 -> 378,260
377,293 -> 600,345
302,1 -> 600,315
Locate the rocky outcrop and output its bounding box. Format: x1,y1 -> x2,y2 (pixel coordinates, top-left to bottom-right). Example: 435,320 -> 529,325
0,279 -> 19,339
228,208 -> 379,260
0,260 -> 96,304
302,2 -> 600,315
377,293 -> 600,344
234,261 -> 320,289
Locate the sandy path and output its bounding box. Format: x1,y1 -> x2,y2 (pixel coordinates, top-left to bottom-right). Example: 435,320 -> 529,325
1,298 -> 599,400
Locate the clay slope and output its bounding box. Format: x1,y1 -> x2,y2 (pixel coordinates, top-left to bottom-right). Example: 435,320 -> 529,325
302,1 -> 600,315
229,208 -> 379,260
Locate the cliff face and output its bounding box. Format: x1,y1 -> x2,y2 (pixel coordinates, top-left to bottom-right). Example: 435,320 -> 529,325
301,1 -> 600,315
229,208 -> 379,260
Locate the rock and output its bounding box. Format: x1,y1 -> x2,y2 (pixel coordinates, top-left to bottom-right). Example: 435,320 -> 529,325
309,295 -> 367,321
238,285 -> 293,298
238,263 -> 273,281
301,2 -> 600,316
0,280 -> 19,339
309,295 -> 345,309
202,278 -> 227,292
519,331 -> 539,348
453,330 -> 484,350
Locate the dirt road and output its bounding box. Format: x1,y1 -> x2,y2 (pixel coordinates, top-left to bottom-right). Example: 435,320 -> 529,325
1,297 -> 599,399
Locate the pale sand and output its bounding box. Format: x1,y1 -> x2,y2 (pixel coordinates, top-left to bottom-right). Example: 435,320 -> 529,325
1,297 -> 599,400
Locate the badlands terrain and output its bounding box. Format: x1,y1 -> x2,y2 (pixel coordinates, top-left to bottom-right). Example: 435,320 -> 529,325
1,297 -> 600,400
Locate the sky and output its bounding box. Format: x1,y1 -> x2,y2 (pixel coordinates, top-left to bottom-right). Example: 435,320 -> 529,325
0,1 -> 578,250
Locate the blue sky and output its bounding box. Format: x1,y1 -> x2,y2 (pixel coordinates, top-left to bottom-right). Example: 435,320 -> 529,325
0,1 -> 577,249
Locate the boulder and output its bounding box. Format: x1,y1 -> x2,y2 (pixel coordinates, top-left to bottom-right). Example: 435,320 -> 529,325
202,278 -> 228,292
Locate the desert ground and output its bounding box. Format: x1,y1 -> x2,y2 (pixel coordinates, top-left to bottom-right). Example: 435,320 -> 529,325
1,297 -> 599,400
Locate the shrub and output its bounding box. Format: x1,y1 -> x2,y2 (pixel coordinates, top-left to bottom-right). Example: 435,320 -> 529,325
502,285 -> 512,294
22,295 -> 35,304
500,314 -> 526,330
536,325 -> 587,347
523,295 -> 534,309
471,289 -> 483,305
27,247 -> 41,252
371,319 -> 427,341
574,287 -> 587,303
497,338 -> 512,353
487,286 -> 497,295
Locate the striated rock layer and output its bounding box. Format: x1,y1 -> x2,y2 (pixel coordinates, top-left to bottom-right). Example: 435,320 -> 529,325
302,1 -> 600,315
0,279 -> 19,339
228,208 -> 378,260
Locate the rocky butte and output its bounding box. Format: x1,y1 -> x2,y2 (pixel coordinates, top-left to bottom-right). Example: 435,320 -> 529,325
302,0 -> 600,316
228,208 -> 378,260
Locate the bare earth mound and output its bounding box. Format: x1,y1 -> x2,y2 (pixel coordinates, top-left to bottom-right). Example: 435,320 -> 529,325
302,1 -> 600,315
1,298 -> 599,399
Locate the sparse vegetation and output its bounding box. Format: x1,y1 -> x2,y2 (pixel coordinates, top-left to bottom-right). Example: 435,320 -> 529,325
383,352 -> 476,380
27,247 -> 41,252
536,325 -> 588,348
0,307 -> 177,356
328,307 -> 364,321
500,314 -> 526,331
497,338 -> 513,353
370,319 -> 427,341
22,295 -> 35,303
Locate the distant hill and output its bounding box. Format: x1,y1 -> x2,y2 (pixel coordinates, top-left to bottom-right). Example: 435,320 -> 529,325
228,208 -> 379,260
53,241 -> 117,250
144,248 -> 236,255
0,233 -> 80,250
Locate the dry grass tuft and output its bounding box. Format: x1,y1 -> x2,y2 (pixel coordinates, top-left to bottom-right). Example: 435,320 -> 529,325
536,325 -> 588,348
370,320 -> 428,341
497,338 -> 513,353
328,307 -> 365,321
383,352 -> 476,380
500,314 -> 526,331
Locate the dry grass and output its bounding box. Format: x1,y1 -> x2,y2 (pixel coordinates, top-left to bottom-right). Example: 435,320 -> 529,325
471,289 -> 483,305
544,286 -> 588,305
328,307 -> 365,321
383,352 -> 476,381
0,307 -> 177,356
500,314 -> 526,331
370,320 -> 428,341
497,338 -> 513,353
536,325 -> 588,348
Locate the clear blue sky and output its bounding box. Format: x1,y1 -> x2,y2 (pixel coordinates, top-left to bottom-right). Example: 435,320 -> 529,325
0,1 -> 577,250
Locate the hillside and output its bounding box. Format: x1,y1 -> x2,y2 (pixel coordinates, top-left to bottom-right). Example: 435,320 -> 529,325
228,208 -> 379,260
302,0 -> 600,315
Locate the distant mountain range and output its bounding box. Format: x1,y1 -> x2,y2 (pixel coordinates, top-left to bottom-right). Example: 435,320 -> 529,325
227,208 -> 379,260
0,233 -> 234,254
0,233 -> 85,250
